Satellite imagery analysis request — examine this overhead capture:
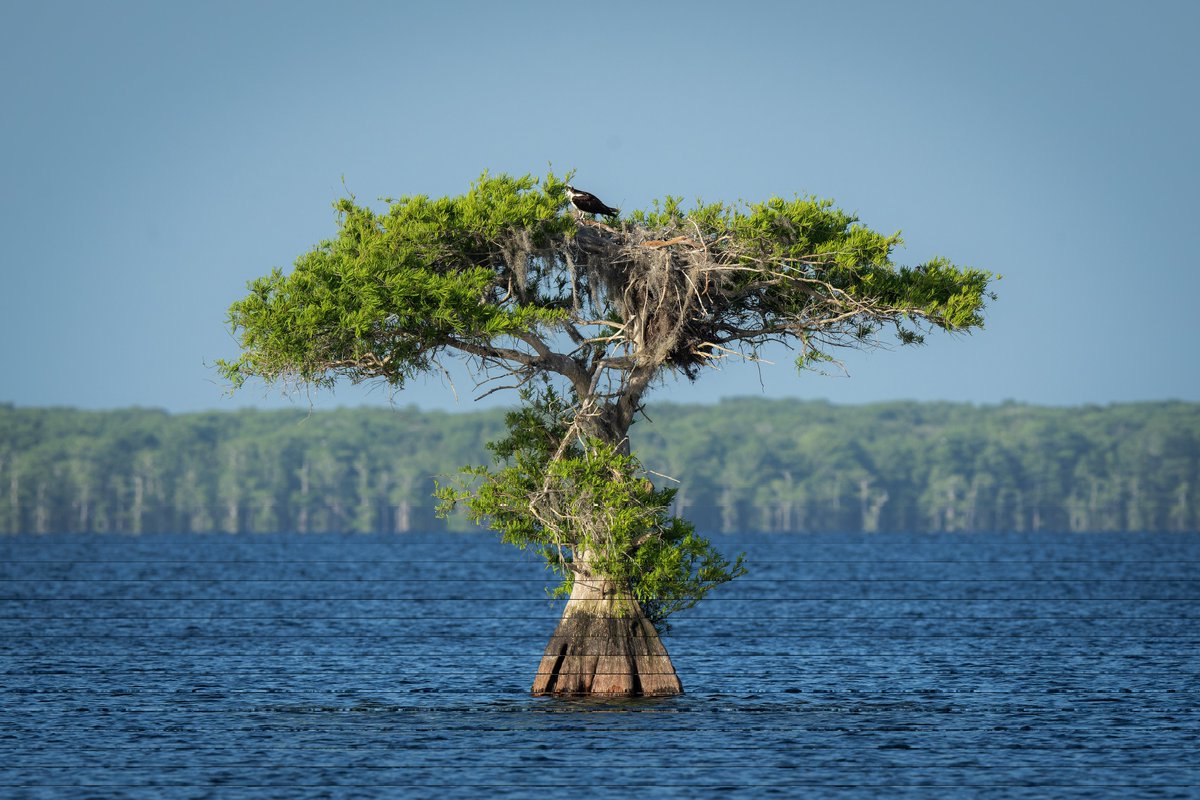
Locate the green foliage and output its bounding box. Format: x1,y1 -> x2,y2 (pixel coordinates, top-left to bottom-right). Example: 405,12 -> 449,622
222,170 -> 995,393
636,398 -> 1200,534
626,193 -> 995,368
218,172 -> 575,389
435,389 -> 745,626
3,401 -> 1199,536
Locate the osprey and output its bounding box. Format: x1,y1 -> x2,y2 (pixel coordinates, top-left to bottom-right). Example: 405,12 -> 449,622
566,185 -> 619,217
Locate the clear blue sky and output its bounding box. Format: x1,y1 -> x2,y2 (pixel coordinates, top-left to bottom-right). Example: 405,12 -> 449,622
2,0 -> 1196,412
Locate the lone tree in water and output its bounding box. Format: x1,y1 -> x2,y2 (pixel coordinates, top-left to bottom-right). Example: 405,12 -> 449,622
220,171 -> 995,697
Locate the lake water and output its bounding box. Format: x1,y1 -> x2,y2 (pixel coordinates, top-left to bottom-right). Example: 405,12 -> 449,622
1,532 -> 1197,798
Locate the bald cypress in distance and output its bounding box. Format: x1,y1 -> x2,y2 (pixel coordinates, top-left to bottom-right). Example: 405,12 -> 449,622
6,402 -> 1200,537
220,171 -> 995,697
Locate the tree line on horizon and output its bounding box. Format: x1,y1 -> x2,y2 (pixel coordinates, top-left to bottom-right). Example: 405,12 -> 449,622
0,398 -> 1196,535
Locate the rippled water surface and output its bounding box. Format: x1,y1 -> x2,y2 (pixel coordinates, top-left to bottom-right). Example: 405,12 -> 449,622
2,532 -> 1198,798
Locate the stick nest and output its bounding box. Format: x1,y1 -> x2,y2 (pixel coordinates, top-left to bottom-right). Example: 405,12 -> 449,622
571,220 -> 741,379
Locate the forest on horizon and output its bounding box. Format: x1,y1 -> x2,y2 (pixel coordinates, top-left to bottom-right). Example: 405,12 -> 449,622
1,398 -> 1196,535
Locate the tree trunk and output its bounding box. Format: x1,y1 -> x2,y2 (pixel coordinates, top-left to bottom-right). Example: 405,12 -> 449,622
531,569 -> 683,698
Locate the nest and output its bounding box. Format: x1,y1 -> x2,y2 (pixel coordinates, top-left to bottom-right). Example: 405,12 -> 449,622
571,221 -> 734,379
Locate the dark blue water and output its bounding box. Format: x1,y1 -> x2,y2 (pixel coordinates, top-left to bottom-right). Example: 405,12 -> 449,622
1,532 -> 1197,798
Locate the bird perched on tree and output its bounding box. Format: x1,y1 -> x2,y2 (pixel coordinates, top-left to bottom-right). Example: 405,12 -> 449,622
566,185 -> 619,218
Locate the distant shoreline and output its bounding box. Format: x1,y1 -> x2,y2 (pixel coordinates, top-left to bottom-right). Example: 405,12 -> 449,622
3,396 -> 1195,416
2,400 -> 1197,535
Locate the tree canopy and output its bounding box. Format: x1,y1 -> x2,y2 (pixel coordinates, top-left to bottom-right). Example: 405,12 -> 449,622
220,171 -> 993,419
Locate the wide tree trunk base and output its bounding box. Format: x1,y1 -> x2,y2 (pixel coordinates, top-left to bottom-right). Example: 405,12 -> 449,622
531,577 -> 683,698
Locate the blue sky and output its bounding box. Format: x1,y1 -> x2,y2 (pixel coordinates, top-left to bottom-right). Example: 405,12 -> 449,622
2,0 -> 1196,413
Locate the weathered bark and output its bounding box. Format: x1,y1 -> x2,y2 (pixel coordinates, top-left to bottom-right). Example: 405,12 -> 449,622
531,570 -> 683,698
